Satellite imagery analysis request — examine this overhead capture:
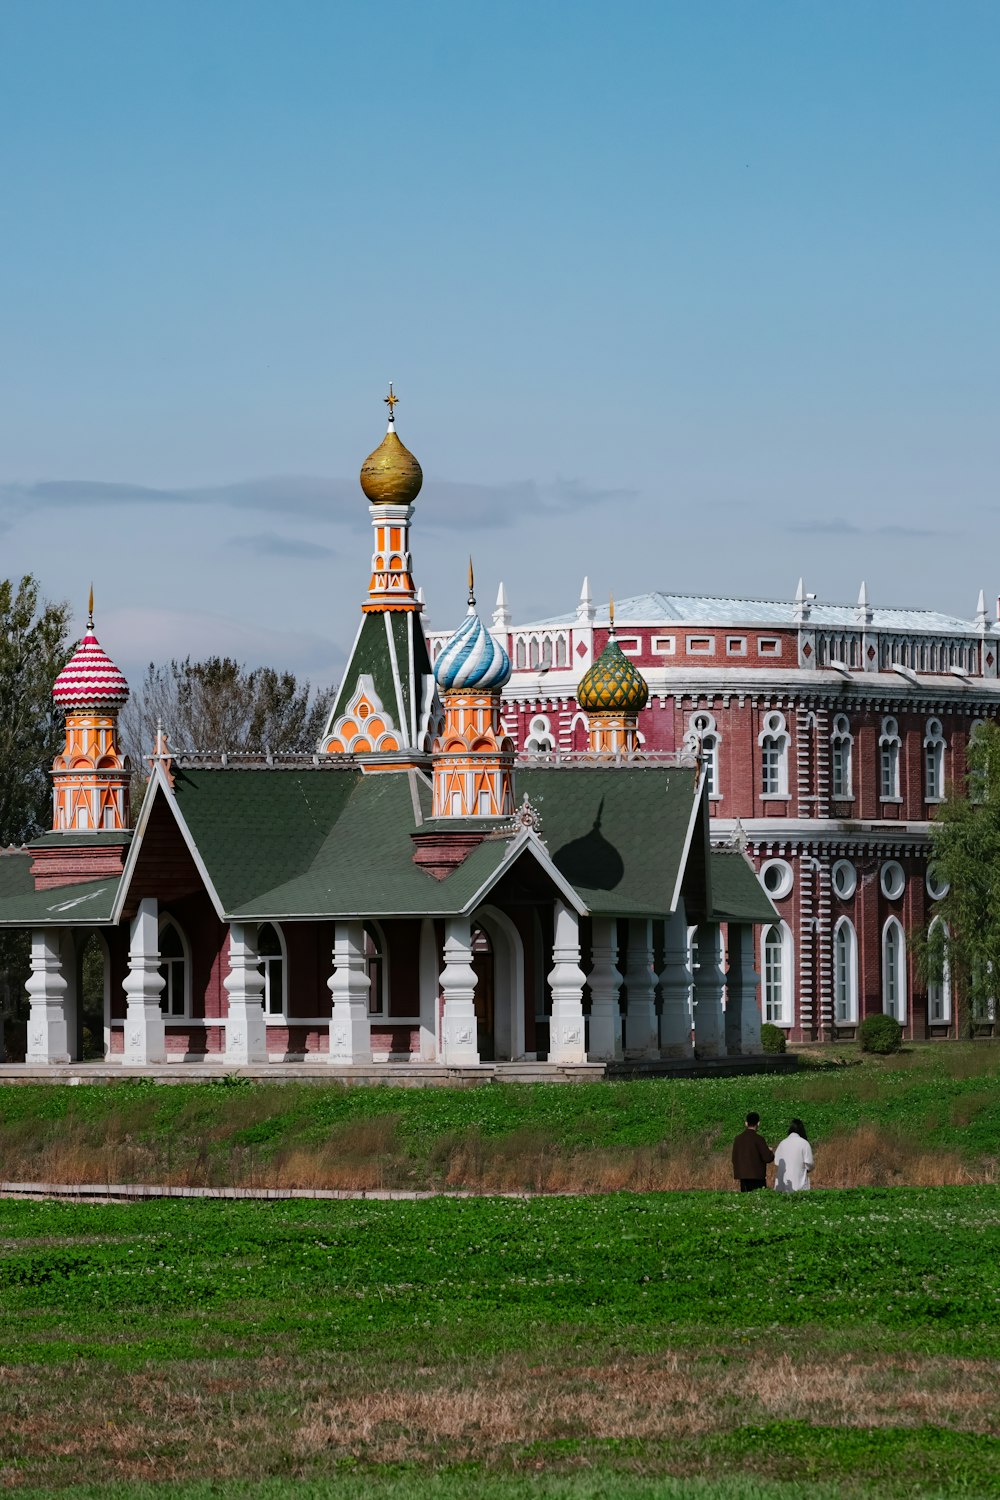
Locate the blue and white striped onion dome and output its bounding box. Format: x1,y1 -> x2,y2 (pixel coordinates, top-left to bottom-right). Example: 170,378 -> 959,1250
434,608 -> 512,691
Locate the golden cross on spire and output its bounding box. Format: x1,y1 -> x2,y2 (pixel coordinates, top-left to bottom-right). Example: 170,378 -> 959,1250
384,383 -> 399,422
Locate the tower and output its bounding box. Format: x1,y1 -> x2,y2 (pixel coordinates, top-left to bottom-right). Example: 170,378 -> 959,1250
576,599 -> 649,754
50,592 -> 131,831
431,564 -> 515,818
322,388 -> 439,761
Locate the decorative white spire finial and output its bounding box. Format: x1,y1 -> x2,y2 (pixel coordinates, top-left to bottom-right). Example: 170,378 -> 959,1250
857,580 -> 873,625
493,581 -> 511,631
577,575 -> 595,623
976,588 -> 988,628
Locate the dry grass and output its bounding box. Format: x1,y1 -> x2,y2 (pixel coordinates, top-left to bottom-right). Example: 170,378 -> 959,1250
0,1347 -> 998,1488
3,1116 -> 998,1195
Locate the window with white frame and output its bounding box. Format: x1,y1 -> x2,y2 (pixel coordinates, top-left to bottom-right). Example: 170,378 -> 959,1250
651,635 -> 676,654
686,635 -> 714,655
880,860 -> 905,901
833,918 -> 858,1025
831,714 -> 853,799
757,637 -> 781,656
831,858 -> 857,900
257,922 -> 286,1017
882,918 -> 907,1023
158,917 -> 189,1019
924,718 -> 946,801
689,710 -> 720,798
524,714 -> 555,753
759,711 -> 789,795
880,716 -> 901,799
926,916 -> 951,1024
762,923 -> 793,1025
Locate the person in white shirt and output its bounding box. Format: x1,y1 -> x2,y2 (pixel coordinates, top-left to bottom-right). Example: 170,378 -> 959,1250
773,1119 -> 814,1192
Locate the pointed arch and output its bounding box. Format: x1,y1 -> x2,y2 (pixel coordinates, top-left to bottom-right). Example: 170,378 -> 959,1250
761,921 -> 794,1026
158,914 -> 191,1019
833,916 -> 858,1025
926,916 -> 951,1024
882,916 -> 907,1024
257,922 -> 287,1018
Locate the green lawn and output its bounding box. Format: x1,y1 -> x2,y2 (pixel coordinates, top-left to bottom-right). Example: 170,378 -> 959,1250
1,1187 -> 999,1496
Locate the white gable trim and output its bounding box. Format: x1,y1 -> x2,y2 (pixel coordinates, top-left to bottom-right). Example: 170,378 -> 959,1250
460,828 -> 588,918
669,769 -> 711,916
112,763 -> 226,924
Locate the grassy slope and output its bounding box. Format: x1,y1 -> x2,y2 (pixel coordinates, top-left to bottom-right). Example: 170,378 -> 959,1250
1,1189 -> 1000,1495
0,1043 -> 998,1190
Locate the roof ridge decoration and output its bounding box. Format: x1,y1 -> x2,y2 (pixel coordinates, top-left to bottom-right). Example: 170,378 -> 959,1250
503,792 -> 544,841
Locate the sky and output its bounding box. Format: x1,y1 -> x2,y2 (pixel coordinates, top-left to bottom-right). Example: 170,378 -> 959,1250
1,1 -> 999,692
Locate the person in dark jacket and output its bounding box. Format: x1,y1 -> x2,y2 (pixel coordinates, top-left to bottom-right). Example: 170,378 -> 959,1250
732,1112 -> 774,1192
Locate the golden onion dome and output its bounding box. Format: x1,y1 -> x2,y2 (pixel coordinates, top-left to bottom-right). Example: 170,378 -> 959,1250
359,385 -> 423,506
577,609 -> 649,715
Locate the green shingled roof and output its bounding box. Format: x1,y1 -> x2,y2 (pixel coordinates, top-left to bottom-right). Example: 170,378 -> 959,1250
516,765 -> 701,918
709,848 -> 777,923
0,851 -> 118,925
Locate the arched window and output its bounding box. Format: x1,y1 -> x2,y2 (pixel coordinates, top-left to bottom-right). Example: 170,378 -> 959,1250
541,636 -> 553,668
555,634 -> 569,668
882,918 -> 907,1024
880,717 -> 901,800
924,718 -> 946,802
364,922 -> 387,1017
833,918 -> 858,1025
761,923 -> 793,1026
926,916 -> 951,1024
257,922 -> 286,1017
689,711 -> 720,798
529,637 -> 540,669
525,714 -> 555,753
831,714 -> 853,799
158,917 -> 190,1019
515,639 -> 526,670
758,711 -> 789,796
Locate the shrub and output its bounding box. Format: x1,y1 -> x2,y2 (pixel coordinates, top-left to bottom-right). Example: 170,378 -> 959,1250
759,1023 -> 786,1054
859,1013 -> 903,1055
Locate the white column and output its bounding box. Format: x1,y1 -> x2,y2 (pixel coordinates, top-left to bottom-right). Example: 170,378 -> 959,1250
726,923 -> 763,1055
418,918 -> 439,1060
693,923 -> 725,1058
440,916 -> 480,1065
586,914 -> 622,1061
224,923 -> 268,1065
25,928 -> 71,1064
624,917 -> 659,1057
122,898 -> 167,1065
327,921 -> 373,1064
659,905 -> 694,1059
548,901 -> 587,1064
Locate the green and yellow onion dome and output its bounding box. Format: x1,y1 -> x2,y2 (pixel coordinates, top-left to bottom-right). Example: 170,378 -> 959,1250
360,426 -> 423,506
577,634 -> 649,714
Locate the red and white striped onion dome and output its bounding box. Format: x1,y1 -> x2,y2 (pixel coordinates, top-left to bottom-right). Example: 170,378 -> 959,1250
52,626 -> 129,709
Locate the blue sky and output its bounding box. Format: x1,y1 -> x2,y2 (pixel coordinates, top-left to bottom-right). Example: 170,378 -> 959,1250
1,1 -> 998,689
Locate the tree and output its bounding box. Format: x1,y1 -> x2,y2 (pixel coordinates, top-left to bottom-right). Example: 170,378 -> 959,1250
0,575 -> 73,846
121,657 -> 335,764
0,576 -> 73,1049
920,720 -> 1000,1031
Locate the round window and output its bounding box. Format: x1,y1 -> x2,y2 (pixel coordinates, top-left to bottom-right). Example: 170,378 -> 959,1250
760,859 -> 793,900
831,859 -> 857,900
926,866 -> 950,901
880,861 -> 905,900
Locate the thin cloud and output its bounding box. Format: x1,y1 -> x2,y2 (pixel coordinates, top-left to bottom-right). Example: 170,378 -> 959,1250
790,518 -> 949,539
230,532 -> 335,560
0,471 -> 630,533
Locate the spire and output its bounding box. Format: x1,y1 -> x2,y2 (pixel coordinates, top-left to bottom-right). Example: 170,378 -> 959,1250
87,584 -> 94,631
856,580 -> 873,626
576,575 -> 595,624
468,556 -> 475,608
492,581 -> 510,631
50,600 -> 131,831
384,381 -> 399,431
976,588 -> 988,628
431,580 -> 515,819
793,576 -> 815,625
609,594 -> 616,637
